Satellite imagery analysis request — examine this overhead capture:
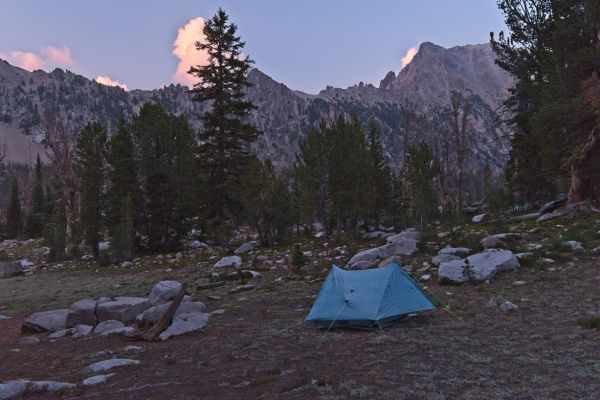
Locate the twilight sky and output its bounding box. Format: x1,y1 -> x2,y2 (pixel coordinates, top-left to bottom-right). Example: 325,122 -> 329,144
0,0 -> 507,94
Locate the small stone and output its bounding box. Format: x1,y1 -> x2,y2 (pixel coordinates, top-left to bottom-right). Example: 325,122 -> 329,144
512,280 -> 527,286
123,345 -> 145,353
83,373 -> 115,386
487,296 -> 498,308
211,309 -> 226,315
83,358 -> 140,374
17,336 -> 40,345
0,315 -> 10,321
214,255 -> 242,269
501,301 -> 518,312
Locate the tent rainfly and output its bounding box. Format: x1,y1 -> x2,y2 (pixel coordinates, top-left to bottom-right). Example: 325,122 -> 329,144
305,263 -> 437,329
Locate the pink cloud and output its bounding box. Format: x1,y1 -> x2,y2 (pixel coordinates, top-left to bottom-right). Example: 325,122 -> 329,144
0,51 -> 45,71
172,17 -> 210,86
95,75 -> 128,90
401,47 -> 418,67
41,46 -> 74,66
0,46 -> 75,71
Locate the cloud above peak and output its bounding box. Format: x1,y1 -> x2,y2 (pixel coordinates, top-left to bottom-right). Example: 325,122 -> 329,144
0,46 -> 75,71
95,75 -> 128,90
401,47 -> 418,67
172,17 -> 210,86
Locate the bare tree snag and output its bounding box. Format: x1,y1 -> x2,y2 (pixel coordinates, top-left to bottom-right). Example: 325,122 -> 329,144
130,283 -> 187,341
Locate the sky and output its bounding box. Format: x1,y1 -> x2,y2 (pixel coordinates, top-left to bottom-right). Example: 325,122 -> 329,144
0,1 -> 507,94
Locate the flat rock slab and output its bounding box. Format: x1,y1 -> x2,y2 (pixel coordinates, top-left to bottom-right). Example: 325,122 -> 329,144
148,281 -> 182,305
83,358 -> 140,375
159,313 -> 210,341
83,373 -> 115,386
22,309 -> 69,333
386,229 -> 422,243
96,297 -> 150,323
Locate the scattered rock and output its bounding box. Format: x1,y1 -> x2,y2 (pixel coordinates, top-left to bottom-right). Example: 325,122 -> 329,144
94,320 -> 125,335
187,240 -> 209,250
420,274 -> 431,281
98,241 -> 111,251
512,280 -> 527,286
214,255 -> 242,269
17,336 -> 40,345
563,240 -> 584,253
22,309 -> 69,333
526,243 -> 543,251
148,281 -> 182,305
0,315 -> 10,321
0,261 -> 23,279
81,255 -> 93,261
229,284 -> 254,294
363,231 -> 386,239
438,249 -> 520,283
592,246 -> 600,255
487,296 -> 499,308
501,301 -> 518,312
0,380 -> 76,399
480,235 -> 507,250
120,261 -> 133,268
539,257 -> 556,263
83,373 -> 115,386
234,242 -> 254,254
66,298 -> 97,328
123,345 -> 145,354
515,252 -> 534,261
96,297 -> 151,323
431,254 -> 461,267
211,309 -> 226,315
83,358 -> 140,374
100,326 -> 134,337
472,213 -> 488,223
437,247 -> 471,257
158,313 -> 210,341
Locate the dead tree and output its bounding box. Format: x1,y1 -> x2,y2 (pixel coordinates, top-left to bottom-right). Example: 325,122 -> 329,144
130,283 -> 187,341
450,90 -> 474,212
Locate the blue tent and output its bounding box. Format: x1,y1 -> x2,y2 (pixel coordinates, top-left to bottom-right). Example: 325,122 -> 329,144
305,263 -> 437,329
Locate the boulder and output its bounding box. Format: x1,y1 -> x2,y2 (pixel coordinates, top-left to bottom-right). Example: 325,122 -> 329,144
0,315 -> 10,321
83,359 -> 140,375
94,320 -> 124,335
234,243 -> 254,254
98,241 -> 110,251
347,247 -> 383,267
136,301 -> 207,328
431,254 -> 461,267
96,297 -> 150,323
438,249 -> 520,284
378,255 -> 403,268
148,281 -> 182,305
539,196 -> 567,215
66,298 -> 97,328
0,380 -> 76,399
213,255 -> 242,269
501,301 -> 518,312
0,261 -> 22,279
386,228 -> 422,244
22,309 -> 69,333
592,246 -> 600,256
158,312 -> 210,341
472,213 -> 488,223
480,235 -> 507,249
0,380 -> 28,399
437,247 -> 471,257
381,239 -> 418,257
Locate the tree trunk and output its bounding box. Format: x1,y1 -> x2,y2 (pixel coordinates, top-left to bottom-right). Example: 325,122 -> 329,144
567,167 -> 588,204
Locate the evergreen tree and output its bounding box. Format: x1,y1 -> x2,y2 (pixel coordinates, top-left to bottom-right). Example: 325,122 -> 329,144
5,178 -> 21,238
25,154 -> 46,238
366,120 -> 392,228
74,122 -> 108,259
106,118 -> 138,236
492,0 -> 600,203
188,8 -> 260,232
45,203 -> 67,262
132,103 -> 197,251
405,143 -> 439,227
111,194 -> 134,261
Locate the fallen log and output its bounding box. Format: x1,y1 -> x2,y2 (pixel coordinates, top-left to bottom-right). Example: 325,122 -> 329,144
197,281 -> 225,290
228,284 -> 254,294
130,283 -> 187,341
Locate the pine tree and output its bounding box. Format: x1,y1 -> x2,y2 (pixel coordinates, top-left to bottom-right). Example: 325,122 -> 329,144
25,154 -> 46,238
188,8 -> 260,231
366,120 -> 392,228
112,194 -> 134,261
74,122 -> 107,259
106,118 -> 138,236
5,178 -> 22,238
45,203 -> 66,262
405,143 -> 439,227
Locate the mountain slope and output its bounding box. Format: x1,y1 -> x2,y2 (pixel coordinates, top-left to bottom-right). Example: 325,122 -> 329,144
0,42 -> 513,172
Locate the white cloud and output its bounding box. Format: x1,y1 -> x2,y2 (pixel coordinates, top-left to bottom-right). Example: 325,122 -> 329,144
95,75 -> 128,90
401,47 -> 418,67
0,46 -> 75,71
172,17 -> 210,86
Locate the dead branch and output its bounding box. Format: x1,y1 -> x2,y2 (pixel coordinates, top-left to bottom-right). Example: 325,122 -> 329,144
130,283 -> 187,341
